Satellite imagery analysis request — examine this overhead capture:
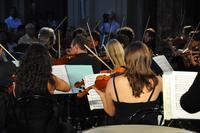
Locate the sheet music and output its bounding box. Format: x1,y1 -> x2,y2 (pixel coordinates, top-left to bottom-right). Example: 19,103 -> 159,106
153,55 -> 173,73
66,65 -> 93,93
163,72 -> 172,120
84,73 -> 109,110
163,71 -> 200,120
52,65 -> 72,94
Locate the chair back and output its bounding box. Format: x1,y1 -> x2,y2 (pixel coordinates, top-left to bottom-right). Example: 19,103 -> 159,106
14,95 -> 60,133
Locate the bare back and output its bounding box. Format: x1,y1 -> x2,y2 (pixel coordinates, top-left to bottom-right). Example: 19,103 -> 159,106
107,75 -> 162,103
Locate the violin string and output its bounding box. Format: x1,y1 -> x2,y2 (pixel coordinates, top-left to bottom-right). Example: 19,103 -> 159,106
93,19 -> 102,31
0,43 -> 18,61
84,44 -> 112,70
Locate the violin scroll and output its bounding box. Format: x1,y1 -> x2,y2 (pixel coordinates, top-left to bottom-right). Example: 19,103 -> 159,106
74,80 -> 84,88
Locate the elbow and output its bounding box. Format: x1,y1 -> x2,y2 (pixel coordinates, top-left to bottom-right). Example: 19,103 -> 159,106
105,110 -> 115,117
104,107 -> 115,117
64,84 -> 71,92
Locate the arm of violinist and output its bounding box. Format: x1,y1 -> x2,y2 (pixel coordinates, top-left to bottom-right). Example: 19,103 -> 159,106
48,75 -> 70,93
94,78 -> 116,117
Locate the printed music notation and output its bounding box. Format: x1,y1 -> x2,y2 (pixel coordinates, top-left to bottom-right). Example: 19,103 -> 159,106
153,55 -> 173,73
84,73 -> 109,110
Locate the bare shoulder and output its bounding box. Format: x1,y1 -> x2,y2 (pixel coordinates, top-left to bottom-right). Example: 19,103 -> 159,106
156,75 -> 162,92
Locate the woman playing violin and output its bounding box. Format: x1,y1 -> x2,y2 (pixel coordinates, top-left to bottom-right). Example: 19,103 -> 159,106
14,43 -> 70,98
105,39 -> 125,69
94,41 -> 162,125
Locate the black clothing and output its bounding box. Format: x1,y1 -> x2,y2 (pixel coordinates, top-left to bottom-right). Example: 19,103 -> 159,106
111,76 -> 158,125
180,67 -> 200,113
0,59 -> 16,89
0,59 -> 16,132
6,94 -> 73,133
179,66 -> 200,132
49,47 -> 58,58
68,53 -> 101,73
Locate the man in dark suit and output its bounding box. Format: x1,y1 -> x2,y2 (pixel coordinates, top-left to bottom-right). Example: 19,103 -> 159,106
68,35 -> 101,73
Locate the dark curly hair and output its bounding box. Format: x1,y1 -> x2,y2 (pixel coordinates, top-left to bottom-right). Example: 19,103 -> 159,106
15,43 -> 54,98
124,41 -> 158,97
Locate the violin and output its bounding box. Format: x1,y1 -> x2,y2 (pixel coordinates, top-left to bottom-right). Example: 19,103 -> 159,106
74,79 -> 84,88
76,66 -> 126,98
8,74 -> 16,93
52,54 -> 75,65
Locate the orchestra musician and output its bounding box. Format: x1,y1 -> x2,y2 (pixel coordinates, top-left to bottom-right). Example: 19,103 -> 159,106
87,31 -> 101,54
175,31 -> 200,70
94,41 -> 162,125
116,26 -> 135,45
0,43 -> 16,90
6,43 -> 72,133
67,35 -> 101,73
38,27 -> 58,58
143,28 -> 157,55
105,39 -> 125,69
14,43 -> 70,97
0,43 -> 16,132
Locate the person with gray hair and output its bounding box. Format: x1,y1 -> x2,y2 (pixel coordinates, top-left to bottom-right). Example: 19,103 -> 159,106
38,27 -> 58,58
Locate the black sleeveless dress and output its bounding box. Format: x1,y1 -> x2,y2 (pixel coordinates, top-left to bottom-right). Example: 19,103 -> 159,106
112,76 -> 159,125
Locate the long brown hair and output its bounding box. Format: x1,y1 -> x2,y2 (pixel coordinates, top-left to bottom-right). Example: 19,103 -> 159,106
124,41 -> 158,97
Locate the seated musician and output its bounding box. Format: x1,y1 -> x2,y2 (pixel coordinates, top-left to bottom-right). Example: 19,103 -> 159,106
143,28 -> 157,55
116,26 -> 135,45
178,31 -> 200,71
105,39 -> 125,68
87,31 -> 101,55
94,41 -> 162,125
38,27 -> 58,58
67,35 -> 101,73
0,43 -> 16,90
13,43 -> 70,97
0,43 -> 16,132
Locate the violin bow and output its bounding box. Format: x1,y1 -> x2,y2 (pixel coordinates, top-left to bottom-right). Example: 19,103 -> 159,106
93,19 -> 102,31
54,16 -> 68,32
178,10 -> 185,36
183,21 -> 200,50
0,43 -> 18,61
86,22 -> 98,55
141,16 -> 150,42
84,44 -> 112,70
121,16 -> 126,28
102,44 -> 116,67
107,21 -> 113,41
57,30 -> 61,58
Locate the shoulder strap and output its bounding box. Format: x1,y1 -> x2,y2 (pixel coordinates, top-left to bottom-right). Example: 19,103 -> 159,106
113,76 -> 120,102
147,87 -> 155,102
